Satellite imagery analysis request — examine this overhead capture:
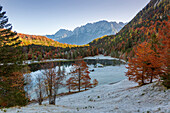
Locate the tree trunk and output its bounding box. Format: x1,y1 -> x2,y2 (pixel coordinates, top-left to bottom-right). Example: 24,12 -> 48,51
78,68 -> 81,92
38,79 -> 43,105
52,95 -> 56,105
142,75 -> 144,85
49,75 -> 53,105
45,85 -> 49,96
39,90 -> 42,105
40,90 -> 42,105
69,85 -> 71,93
141,67 -> 145,85
49,87 -> 53,104
38,99 -> 42,105
85,84 -> 87,90
52,84 -> 59,105
150,70 -> 153,83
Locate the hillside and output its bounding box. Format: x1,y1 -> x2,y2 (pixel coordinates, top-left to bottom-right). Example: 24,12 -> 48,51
46,21 -> 126,45
17,33 -> 90,60
17,33 -> 85,48
88,0 -> 169,59
3,79 -> 169,113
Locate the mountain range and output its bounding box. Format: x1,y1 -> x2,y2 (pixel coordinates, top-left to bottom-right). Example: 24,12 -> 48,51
46,21 -> 126,45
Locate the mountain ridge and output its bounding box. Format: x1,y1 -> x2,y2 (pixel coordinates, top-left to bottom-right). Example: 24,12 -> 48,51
46,20 -> 126,45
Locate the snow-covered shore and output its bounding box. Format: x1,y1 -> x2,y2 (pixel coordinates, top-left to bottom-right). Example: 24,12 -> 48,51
24,54 -> 127,65
24,59 -> 68,64
3,79 -> 170,113
84,54 -> 127,63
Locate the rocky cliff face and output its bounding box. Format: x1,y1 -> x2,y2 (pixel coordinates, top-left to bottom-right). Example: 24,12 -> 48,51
46,20 -> 126,45
46,29 -> 73,41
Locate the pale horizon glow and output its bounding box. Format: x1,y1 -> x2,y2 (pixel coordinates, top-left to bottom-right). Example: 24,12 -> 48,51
0,0 -> 150,35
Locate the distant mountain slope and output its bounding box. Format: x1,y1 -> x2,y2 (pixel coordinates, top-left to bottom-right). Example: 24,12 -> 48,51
46,20 -> 126,45
17,33 -> 83,48
46,29 -> 73,41
88,0 -> 169,59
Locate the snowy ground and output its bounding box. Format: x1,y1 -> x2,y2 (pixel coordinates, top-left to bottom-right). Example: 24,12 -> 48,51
89,65 -> 127,85
3,79 -> 170,113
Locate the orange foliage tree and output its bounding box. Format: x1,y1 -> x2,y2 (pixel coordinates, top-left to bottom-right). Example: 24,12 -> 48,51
156,17 -> 170,87
66,77 -> 76,93
82,71 -> 91,90
67,57 -> 93,92
126,41 -> 163,85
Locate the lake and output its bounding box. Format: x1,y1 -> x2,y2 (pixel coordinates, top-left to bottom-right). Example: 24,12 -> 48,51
26,57 -> 128,99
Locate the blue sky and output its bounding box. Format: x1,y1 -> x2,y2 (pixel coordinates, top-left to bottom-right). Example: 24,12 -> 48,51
0,0 -> 150,35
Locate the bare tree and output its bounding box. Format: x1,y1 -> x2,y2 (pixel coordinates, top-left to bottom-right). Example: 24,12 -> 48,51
53,64 -> 65,105
24,73 -> 32,99
42,63 -> 65,105
35,74 -> 45,105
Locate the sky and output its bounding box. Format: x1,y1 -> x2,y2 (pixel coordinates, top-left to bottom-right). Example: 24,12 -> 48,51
0,0 -> 150,35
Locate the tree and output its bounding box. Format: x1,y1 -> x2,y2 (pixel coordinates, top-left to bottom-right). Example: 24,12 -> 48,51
35,75 -> 45,105
126,41 -> 162,85
53,63 -> 65,105
69,57 -> 92,92
82,71 -> 91,90
66,77 -> 76,93
42,63 -> 55,104
42,63 -> 65,105
0,5 -> 27,107
156,18 -> 170,88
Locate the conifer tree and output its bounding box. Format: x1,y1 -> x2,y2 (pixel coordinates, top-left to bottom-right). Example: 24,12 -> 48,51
82,70 -> 91,90
126,41 -> 163,85
156,18 -> 170,88
69,57 -> 92,92
66,77 -> 76,93
0,5 -> 27,107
